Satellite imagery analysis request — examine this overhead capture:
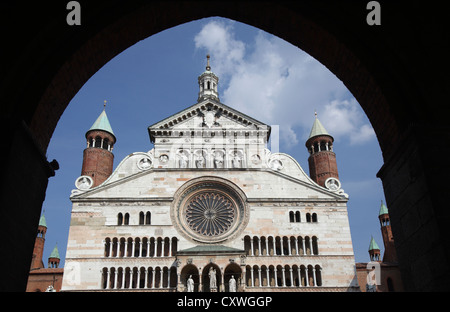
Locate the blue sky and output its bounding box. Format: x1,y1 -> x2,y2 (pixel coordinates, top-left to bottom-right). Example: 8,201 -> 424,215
41,17 -> 386,267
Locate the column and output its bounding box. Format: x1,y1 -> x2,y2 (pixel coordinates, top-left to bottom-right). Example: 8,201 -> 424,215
250,239 -> 254,256
281,268 -> 286,287
305,268 -> 310,286
168,239 -> 172,257
121,269 -> 125,289
132,241 -> 136,257
139,241 -> 143,257
106,268 -> 110,289
147,239 -> 150,257
151,269 -> 156,289
116,241 -> 120,258
167,269 -> 171,288
265,237 -> 269,256
287,238 -> 292,255
295,238 -> 299,256
258,268 -> 262,287
161,240 -> 165,257
153,239 -> 157,257
125,241 -> 129,257
137,269 -> 141,288
281,238 -> 285,256
258,238 -> 262,256
160,269 -> 163,288
144,269 -> 148,289
302,238 -> 306,255
297,267 -> 302,287
109,241 -> 113,257
266,269 -> 270,287
274,267 -> 278,287
114,270 -> 118,289
250,268 -> 254,287
289,268 -> 294,287
312,268 -> 317,287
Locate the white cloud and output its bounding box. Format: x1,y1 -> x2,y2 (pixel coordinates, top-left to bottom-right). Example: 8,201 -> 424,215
194,20 -> 375,149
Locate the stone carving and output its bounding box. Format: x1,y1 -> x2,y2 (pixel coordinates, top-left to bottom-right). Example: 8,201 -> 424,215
209,267 -> 217,289
137,157 -> 152,170
75,176 -> 93,190
213,151 -> 224,168
269,159 -> 283,170
159,154 -> 169,163
178,150 -> 189,168
231,151 -> 242,168
251,154 -> 261,165
187,275 -> 194,292
325,177 -> 341,191
229,275 -> 237,292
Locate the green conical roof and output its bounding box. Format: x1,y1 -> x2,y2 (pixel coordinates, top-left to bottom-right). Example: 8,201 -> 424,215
368,236 -> 380,251
88,108 -> 115,138
49,244 -> 60,259
379,200 -> 389,216
308,113 -> 331,140
39,214 -> 47,227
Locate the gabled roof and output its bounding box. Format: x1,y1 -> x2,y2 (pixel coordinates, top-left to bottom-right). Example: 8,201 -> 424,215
148,99 -> 271,142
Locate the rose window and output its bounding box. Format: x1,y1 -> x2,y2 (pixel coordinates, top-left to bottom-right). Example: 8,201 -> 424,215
185,192 -> 236,237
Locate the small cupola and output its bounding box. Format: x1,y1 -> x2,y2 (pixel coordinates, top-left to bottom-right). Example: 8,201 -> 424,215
197,55 -> 219,102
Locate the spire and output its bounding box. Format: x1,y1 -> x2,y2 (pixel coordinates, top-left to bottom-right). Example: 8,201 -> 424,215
38,214 -> 47,228
49,244 -> 60,259
379,200 -> 389,216
206,54 -> 211,71
369,236 -> 380,251
88,103 -> 115,140
308,112 -> 331,140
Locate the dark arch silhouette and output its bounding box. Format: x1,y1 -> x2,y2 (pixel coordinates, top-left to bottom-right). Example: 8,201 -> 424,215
1,1 -> 449,291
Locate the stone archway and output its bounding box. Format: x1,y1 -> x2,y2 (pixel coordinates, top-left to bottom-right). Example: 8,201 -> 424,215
224,262 -> 242,292
2,1 -> 449,291
180,263 -> 200,292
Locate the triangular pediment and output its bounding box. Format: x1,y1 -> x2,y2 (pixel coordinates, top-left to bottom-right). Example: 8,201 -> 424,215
148,99 -> 270,143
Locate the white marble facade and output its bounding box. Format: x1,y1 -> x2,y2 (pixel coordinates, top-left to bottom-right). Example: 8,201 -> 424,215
62,63 -> 358,292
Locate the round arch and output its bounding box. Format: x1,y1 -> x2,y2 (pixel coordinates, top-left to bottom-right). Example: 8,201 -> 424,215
2,2 -> 449,292
180,263 -> 200,292
202,262 -> 221,292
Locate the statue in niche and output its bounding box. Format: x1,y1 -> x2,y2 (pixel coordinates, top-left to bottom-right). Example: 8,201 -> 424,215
229,275 -> 237,292
232,152 -> 242,168
187,275 -> 194,292
178,151 -> 189,168
195,154 -> 205,168
214,152 -> 224,168
209,267 -> 217,289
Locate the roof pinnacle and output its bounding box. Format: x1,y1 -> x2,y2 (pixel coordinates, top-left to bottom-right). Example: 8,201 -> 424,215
206,54 -> 211,71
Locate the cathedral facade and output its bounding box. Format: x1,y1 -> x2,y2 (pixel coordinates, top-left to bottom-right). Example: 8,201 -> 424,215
61,56 -> 359,292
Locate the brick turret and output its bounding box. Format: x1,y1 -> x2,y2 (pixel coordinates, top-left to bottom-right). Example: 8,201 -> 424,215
379,201 -> 397,263
305,113 -> 339,187
30,214 -> 47,270
81,102 -> 116,187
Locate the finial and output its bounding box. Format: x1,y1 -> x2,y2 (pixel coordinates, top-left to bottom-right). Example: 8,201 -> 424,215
206,54 -> 211,71
104,100 -> 107,109
314,110 -> 318,118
